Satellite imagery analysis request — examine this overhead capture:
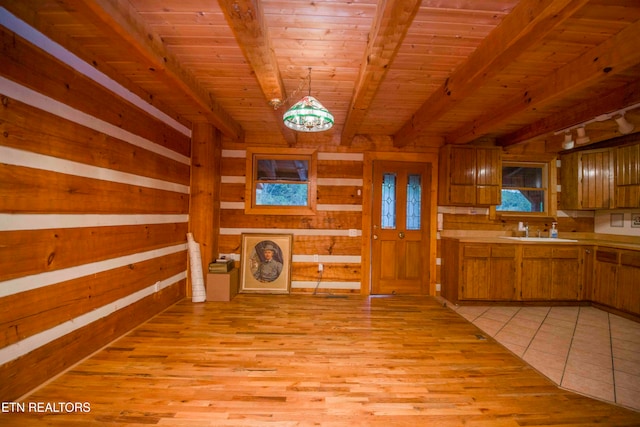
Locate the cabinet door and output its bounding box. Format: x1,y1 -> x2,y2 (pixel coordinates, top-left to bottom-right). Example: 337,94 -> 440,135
616,144 -> 640,208
521,246 -> 552,300
488,245 -> 516,300
550,247 -> 581,300
581,150 -> 615,209
446,146 -> 476,205
593,249 -> 618,307
617,252 -> 640,315
476,147 -> 502,205
460,245 -> 491,299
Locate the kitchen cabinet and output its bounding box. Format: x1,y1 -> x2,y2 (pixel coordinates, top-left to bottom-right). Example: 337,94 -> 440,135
593,248 -> 640,316
520,246 -> 582,301
617,251 -> 640,314
438,145 -> 501,206
593,249 -> 618,308
441,239 -> 516,303
560,148 -> 615,210
442,238 -> 639,318
460,244 -> 516,300
615,143 -> 640,208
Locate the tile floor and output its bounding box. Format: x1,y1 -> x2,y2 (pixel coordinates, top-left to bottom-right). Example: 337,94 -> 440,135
446,303 -> 640,412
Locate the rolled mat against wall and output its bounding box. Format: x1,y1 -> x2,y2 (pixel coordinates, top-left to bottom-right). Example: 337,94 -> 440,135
187,233 -> 207,303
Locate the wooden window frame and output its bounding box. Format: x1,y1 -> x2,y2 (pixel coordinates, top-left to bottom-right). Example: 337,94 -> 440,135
245,147 -> 317,216
492,153 -> 557,219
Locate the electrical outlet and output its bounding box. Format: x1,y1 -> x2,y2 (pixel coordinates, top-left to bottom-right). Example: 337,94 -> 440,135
154,281 -> 160,292
318,263 -> 323,272
436,283 -> 441,292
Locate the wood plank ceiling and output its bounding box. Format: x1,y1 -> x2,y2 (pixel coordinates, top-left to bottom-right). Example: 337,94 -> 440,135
3,0 -> 640,150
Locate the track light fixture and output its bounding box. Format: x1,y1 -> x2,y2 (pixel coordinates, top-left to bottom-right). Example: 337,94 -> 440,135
562,132 -> 574,150
575,127 -> 590,145
614,114 -> 635,134
554,102 -> 638,149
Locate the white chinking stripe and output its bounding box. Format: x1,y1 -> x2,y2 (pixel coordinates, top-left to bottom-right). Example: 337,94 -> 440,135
292,281 -> 360,290
0,8 -> 190,137
0,76 -> 190,165
219,228 -> 360,236
220,202 -> 361,211
0,214 -> 188,231
0,243 -> 187,298
0,146 -> 189,194
0,271 -> 185,366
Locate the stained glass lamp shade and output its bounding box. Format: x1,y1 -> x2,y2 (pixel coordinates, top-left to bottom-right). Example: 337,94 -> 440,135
283,95 -> 334,132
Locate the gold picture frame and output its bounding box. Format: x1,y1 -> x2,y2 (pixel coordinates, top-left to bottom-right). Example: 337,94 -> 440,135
239,233 -> 293,294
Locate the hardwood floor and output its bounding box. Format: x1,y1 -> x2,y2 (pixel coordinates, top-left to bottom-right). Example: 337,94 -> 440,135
3,294 -> 640,426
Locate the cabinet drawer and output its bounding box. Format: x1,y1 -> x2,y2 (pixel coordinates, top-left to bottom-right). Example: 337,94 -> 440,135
552,247 -> 580,259
523,246 -> 552,258
621,251 -> 640,268
596,249 -> 619,264
464,245 -> 490,258
491,245 -> 516,258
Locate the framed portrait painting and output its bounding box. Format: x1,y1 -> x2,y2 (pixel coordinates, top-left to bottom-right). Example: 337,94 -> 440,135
239,233 -> 293,294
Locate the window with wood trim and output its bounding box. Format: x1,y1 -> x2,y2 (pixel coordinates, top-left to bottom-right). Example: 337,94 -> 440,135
495,155 -> 557,217
245,148 -> 317,215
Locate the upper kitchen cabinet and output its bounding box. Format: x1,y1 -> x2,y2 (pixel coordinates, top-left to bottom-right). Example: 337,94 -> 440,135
560,148 -> 615,210
616,143 -> 640,208
561,142 -> 640,210
438,145 -> 502,206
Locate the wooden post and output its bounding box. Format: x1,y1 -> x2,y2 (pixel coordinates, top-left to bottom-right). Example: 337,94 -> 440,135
188,123 -> 221,297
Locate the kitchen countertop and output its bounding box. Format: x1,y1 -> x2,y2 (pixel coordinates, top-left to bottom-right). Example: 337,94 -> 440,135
442,235 -> 640,251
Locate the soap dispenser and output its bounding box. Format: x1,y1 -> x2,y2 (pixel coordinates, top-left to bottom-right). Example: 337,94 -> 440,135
549,222 -> 558,238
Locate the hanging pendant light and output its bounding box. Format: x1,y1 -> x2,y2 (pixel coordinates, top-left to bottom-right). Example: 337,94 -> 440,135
283,68 -> 334,132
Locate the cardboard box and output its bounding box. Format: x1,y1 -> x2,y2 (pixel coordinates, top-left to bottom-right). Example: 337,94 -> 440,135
206,268 -> 238,302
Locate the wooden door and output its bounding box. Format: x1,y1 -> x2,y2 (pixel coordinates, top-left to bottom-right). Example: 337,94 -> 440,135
371,161 -> 430,295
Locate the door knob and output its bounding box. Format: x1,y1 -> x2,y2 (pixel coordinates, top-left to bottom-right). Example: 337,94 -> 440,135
398,231 -> 405,239
373,234 -> 378,240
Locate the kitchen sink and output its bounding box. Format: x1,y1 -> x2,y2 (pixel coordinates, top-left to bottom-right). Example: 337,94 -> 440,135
499,236 -> 578,242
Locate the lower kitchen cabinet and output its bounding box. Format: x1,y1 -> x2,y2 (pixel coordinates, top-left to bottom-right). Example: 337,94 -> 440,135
593,248 -> 640,316
441,239 -> 640,315
593,249 -> 618,307
618,251 -> 640,314
521,246 -> 582,300
460,244 -> 516,300
441,239 -> 517,303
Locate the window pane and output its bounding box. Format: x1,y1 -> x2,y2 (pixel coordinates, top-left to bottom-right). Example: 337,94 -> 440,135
257,159 -> 308,181
381,173 -> 396,229
406,174 -> 421,230
496,189 -> 545,212
256,183 -> 308,206
502,167 -> 543,189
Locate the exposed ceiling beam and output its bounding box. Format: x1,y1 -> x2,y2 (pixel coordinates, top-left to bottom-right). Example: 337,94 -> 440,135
82,0 -> 244,141
498,80 -> 640,147
393,0 -> 589,147
218,0 -> 297,146
340,0 -> 421,146
449,18 -> 640,145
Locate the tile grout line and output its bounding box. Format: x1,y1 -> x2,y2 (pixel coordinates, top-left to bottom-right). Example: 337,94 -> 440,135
608,312 -> 618,405
521,306 -> 552,358
559,306 -> 581,387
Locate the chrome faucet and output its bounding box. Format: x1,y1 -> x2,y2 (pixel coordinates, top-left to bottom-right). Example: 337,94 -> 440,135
524,222 -> 529,237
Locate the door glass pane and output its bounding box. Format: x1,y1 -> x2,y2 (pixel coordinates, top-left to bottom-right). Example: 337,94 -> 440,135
406,174 -> 421,230
381,173 -> 396,229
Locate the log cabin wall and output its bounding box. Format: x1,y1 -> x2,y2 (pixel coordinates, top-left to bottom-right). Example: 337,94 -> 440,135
217,142 -> 365,294
0,19 -> 190,400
